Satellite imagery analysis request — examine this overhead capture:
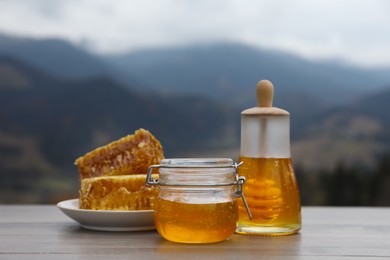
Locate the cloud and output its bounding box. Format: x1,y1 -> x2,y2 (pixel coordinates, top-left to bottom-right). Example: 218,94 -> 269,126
0,0 -> 390,67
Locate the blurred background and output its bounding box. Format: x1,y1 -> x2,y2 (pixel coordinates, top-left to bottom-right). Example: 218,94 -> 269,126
0,0 -> 389,205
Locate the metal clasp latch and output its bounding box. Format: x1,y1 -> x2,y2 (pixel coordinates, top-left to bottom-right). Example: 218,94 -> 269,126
146,165 -> 160,186
233,162 -> 253,220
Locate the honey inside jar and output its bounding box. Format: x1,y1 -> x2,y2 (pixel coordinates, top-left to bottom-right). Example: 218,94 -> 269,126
154,191 -> 238,243
236,157 -> 301,235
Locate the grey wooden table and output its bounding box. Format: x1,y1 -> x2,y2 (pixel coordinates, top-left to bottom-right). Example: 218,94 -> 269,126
0,206 -> 389,259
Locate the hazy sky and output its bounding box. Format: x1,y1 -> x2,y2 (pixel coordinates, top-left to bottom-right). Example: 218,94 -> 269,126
0,0 -> 390,67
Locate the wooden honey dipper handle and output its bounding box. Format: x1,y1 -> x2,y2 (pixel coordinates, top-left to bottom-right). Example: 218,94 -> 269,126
256,80 -> 274,108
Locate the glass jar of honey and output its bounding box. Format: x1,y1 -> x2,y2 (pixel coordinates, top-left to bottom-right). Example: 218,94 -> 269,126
236,80 -> 301,236
146,158 -> 250,244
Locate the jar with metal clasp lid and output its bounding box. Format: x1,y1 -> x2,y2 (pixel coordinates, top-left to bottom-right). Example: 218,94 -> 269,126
146,158 -> 251,244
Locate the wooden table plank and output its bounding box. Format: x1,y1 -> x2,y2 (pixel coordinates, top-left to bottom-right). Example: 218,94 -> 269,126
0,206 -> 389,259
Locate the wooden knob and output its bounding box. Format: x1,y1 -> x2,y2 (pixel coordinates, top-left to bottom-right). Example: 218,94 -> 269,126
256,80 -> 274,107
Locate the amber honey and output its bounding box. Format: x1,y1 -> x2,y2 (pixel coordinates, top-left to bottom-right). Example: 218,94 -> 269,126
236,157 -> 301,235
154,197 -> 238,243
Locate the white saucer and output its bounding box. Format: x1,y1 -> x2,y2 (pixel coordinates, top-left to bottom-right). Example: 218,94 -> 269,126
57,199 -> 155,231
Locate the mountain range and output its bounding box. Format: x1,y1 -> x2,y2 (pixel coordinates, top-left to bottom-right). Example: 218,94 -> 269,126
104,43 -> 390,107
3,33 -> 390,132
0,33 -> 389,202
0,56 -> 239,202
2,33 -> 390,107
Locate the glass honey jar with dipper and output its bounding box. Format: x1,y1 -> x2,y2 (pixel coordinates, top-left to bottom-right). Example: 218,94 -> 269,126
236,80 -> 301,236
